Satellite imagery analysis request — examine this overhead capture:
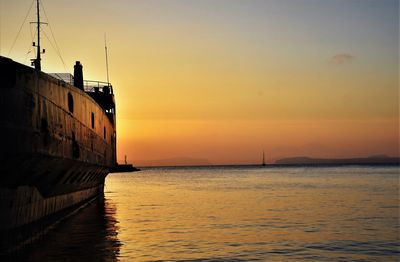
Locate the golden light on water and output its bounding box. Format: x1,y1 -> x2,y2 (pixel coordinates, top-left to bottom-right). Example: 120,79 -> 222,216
103,168 -> 399,260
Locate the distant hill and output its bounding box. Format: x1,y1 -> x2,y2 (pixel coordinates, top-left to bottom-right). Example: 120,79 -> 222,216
275,155 -> 400,165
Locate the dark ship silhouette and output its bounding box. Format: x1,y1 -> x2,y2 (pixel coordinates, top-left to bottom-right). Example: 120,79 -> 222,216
0,0 -> 116,252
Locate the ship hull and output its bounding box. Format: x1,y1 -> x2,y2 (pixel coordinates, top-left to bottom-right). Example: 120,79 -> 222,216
0,183 -> 104,253
0,56 -> 116,252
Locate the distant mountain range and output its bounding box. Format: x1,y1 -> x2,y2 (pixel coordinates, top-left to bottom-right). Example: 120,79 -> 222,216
275,155 -> 400,165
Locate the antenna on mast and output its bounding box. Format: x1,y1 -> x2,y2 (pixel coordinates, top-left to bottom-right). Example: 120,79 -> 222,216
104,33 -> 110,85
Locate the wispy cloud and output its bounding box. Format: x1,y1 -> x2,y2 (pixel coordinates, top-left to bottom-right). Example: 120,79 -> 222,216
329,53 -> 355,65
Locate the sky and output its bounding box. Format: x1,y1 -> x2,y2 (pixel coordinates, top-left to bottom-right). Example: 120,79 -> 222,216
1,0 -> 399,165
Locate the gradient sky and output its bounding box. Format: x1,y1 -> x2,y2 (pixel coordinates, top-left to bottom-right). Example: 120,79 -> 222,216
1,0 -> 398,165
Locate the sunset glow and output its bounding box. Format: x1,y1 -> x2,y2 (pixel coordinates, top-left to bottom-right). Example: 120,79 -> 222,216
1,0 -> 398,165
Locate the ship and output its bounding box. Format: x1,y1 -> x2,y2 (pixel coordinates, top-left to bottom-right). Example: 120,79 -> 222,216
0,0 -> 116,252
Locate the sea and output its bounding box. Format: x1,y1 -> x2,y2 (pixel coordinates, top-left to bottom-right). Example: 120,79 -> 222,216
13,165 -> 400,261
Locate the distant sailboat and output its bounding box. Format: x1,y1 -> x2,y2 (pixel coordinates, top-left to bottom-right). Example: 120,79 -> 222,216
262,151 -> 266,167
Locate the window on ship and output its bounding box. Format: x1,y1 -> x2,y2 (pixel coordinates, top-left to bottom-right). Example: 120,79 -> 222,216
91,112 -> 95,128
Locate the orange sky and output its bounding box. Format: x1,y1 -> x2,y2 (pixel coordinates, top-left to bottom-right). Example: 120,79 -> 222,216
1,0 -> 399,165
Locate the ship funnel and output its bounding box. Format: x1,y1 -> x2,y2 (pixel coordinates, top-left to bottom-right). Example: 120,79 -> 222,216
73,61 -> 84,90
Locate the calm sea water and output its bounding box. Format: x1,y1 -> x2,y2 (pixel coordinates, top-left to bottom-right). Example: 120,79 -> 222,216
16,166 -> 400,261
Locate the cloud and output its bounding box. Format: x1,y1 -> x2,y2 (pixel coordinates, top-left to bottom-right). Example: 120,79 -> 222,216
329,53 -> 355,65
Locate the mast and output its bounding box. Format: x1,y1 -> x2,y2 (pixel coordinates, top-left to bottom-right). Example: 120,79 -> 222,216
35,0 -> 41,70
32,0 -> 45,70
262,151 -> 266,166
104,34 -> 110,85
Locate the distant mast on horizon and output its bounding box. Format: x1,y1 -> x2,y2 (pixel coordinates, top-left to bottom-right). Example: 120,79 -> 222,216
262,151 -> 266,167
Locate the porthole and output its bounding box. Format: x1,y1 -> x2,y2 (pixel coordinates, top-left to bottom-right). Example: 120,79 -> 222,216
68,92 -> 74,113
91,112 -> 95,128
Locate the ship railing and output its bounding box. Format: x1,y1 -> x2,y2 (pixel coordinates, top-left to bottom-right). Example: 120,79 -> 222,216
49,73 -> 74,84
83,80 -> 113,94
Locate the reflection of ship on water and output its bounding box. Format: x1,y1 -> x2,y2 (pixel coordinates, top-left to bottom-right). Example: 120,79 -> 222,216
6,194 -> 121,261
